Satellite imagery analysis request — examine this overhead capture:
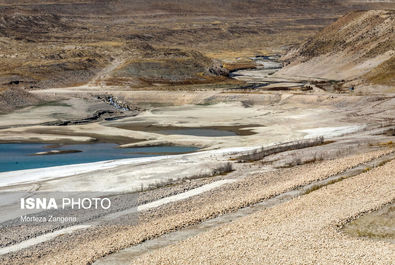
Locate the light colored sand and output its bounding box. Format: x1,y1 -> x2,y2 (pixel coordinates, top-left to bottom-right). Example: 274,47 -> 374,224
0,225 -> 90,256
0,146 -> 249,191
137,179 -> 237,212
3,149 -> 390,265
0,146 -> 245,223
0,98 -> 109,128
0,179 -> 236,256
132,160 -> 395,265
301,125 -> 364,138
101,101 -> 359,150
0,91 -> 367,150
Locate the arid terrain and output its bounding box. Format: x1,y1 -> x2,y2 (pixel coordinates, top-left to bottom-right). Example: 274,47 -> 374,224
0,1 -> 394,265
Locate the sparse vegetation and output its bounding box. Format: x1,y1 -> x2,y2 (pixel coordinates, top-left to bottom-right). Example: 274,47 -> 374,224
0,2 -> 394,264
280,10 -> 395,89
1,0 -> 386,94
141,162 -> 233,192
364,55 -> 395,86
342,202 -> 395,241
237,137 -> 324,162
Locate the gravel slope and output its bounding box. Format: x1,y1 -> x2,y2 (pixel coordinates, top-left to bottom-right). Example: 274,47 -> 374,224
1,149 -> 392,264
133,160 -> 395,265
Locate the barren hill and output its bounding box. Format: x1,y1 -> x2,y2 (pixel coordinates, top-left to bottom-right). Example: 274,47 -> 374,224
277,10 -> 394,89
0,0 -> 389,17
0,1 -> 394,92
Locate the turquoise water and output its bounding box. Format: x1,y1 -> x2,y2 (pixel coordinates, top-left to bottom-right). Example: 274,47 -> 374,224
0,143 -> 198,173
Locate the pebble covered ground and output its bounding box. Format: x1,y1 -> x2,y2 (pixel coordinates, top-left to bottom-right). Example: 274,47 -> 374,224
0,149 -> 393,264
133,160 -> 395,264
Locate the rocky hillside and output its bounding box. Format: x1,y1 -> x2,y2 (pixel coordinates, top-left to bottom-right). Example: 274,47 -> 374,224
0,87 -> 40,112
0,1 -> 393,91
1,0 -> 393,17
0,11 -> 70,40
107,48 -> 226,86
277,10 -> 394,88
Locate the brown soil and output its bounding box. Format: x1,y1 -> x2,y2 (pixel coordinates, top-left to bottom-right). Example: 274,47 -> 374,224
342,202 -> 395,242
0,87 -> 41,112
0,1 -> 393,97
278,10 -> 395,88
363,56 -> 395,86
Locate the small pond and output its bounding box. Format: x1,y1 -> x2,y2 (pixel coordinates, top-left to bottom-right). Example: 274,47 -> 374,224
113,124 -> 256,137
157,128 -> 237,137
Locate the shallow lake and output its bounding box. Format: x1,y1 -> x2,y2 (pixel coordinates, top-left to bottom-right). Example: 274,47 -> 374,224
0,143 -> 198,173
112,124 -> 256,137
157,128 -> 237,137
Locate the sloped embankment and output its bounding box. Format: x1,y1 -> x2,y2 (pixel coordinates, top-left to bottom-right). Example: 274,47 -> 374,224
277,10 -> 394,87
0,11 -> 70,40
106,48 -> 229,86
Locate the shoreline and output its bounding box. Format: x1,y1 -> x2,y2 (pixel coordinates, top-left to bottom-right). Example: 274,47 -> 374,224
0,144 -> 259,189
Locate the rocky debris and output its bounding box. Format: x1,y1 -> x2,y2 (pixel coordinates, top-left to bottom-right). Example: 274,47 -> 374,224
1,149 -> 391,265
0,87 -> 41,112
0,12 -> 71,40
312,80 -> 346,92
43,110 -> 119,126
40,95 -> 141,126
132,158 -> 395,265
97,95 -> 139,112
208,63 -> 230,77
236,137 -> 324,162
383,128 -> 395,136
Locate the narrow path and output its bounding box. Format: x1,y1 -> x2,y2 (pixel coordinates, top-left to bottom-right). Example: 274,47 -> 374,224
88,58 -> 125,87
